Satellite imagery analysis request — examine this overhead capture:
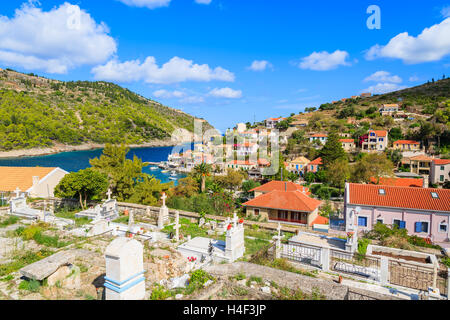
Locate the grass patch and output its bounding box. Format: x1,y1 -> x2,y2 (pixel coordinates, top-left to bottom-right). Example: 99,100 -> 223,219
55,208 -> 91,227
0,216 -> 20,228
244,238 -> 271,257
275,287 -> 325,300
0,249 -> 54,277
15,224 -> 70,248
18,279 -> 41,292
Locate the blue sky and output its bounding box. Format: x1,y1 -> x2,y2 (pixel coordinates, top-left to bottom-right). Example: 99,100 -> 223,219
0,1 -> 449,132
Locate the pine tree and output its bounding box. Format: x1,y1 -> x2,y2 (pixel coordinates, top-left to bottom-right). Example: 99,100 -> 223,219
320,131 -> 347,168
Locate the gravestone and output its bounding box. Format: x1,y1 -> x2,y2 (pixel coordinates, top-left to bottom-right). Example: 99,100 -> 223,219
199,218 -> 206,227
87,219 -> 110,237
104,237 -> 146,300
75,189 -> 119,221
210,220 -> 217,230
225,214 -> 245,262
174,211 -> 181,242
273,223 -> 283,259
128,210 -> 135,230
158,193 -> 169,229
9,188 -> 44,221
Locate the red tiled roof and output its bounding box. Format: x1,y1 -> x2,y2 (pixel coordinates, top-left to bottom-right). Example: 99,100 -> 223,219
370,130 -> 388,137
433,159 -> 450,165
312,215 -> 329,225
311,134 -> 328,138
347,183 -> 450,212
243,190 -> 321,212
393,140 -> 420,145
369,177 -> 423,188
309,157 -> 323,165
339,139 -> 355,143
228,160 -> 256,166
410,155 -> 433,161
257,159 -> 270,166
250,181 -> 310,194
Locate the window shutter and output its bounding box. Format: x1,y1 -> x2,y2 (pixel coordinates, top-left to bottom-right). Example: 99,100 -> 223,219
415,222 -> 422,233
399,221 -> 406,229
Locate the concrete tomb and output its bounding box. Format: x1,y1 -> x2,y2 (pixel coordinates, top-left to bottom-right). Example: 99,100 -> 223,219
9,188 -> 44,221
75,189 -> 119,221
104,237 -> 146,300
158,193 -> 170,229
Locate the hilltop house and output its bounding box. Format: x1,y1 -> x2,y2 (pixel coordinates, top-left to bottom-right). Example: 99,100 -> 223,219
265,117 -> 286,129
0,167 -> 68,198
235,142 -> 258,157
307,157 -> 323,173
344,183 -> 450,246
379,104 -> 400,116
309,134 -> 328,145
409,155 -> 433,175
286,156 -> 310,175
225,160 -> 257,171
340,139 -> 356,152
361,93 -> 372,98
393,140 -> 421,152
243,181 -> 322,227
430,159 -> 450,186
360,130 -> 388,152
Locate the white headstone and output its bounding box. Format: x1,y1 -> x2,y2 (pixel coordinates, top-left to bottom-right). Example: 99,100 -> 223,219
225,218 -> 245,262
106,188 -> 112,201
158,193 -> 169,229
128,210 -> 135,230
15,187 -> 21,198
104,237 -> 145,300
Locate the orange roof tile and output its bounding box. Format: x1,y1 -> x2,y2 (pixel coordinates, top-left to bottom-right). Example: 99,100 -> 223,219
0,167 -> 59,192
393,140 -> 420,145
250,181 -> 310,194
309,157 -> 323,165
410,155 -> 433,161
370,130 -> 388,137
243,190 -> 321,212
228,160 -> 256,166
347,183 -> 450,212
339,139 -> 355,143
311,134 -> 328,138
369,177 -> 423,188
312,215 -> 329,225
433,159 -> 450,165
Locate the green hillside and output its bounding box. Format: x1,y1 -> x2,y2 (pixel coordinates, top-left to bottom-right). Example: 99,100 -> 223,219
0,68 -> 213,151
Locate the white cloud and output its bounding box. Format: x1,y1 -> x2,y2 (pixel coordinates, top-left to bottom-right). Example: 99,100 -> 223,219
409,75 -> 420,82
366,18 -> 450,64
92,56 -> 235,84
441,6 -> 450,18
364,71 -> 403,83
247,60 -> 273,71
116,0 -> 171,9
153,89 -> 186,99
180,96 -> 205,104
209,87 -> 242,99
195,0 -> 212,4
298,50 -> 351,71
362,83 -> 407,95
0,2 -> 116,74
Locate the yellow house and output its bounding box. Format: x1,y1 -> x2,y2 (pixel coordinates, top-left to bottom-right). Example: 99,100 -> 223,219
286,156 -> 310,175
393,140 -> 420,152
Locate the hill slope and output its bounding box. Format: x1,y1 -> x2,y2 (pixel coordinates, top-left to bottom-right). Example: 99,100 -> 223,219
0,68 -> 213,151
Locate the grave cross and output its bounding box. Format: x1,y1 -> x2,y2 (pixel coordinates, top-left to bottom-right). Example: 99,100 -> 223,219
161,193 -> 167,207
106,188 -> 112,201
232,212 -> 238,228
15,187 -> 21,198
277,222 -> 282,238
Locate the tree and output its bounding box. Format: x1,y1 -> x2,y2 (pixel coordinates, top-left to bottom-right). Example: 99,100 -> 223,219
389,127 -> 404,142
320,132 -> 347,168
386,149 -> 403,168
215,169 -> 246,191
171,176 -> 199,198
90,144 -> 147,201
127,175 -> 172,206
241,180 -> 260,198
304,172 -> 316,184
326,159 -> 351,192
55,168 -> 108,209
193,163 -> 212,193
351,153 -> 395,183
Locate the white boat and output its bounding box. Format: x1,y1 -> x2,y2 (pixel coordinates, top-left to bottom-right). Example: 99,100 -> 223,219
169,176 -> 177,180
170,171 -> 177,176
150,166 -> 159,171
161,170 -> 169,173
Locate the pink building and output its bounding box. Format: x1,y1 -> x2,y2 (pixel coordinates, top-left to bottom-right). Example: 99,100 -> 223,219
344,183 -> 450,247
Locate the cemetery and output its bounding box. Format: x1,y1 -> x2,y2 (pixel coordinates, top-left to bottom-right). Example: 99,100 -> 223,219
0,190 -> 448,301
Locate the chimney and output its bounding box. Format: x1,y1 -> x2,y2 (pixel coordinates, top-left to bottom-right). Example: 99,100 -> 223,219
32,176 -> 40,187
422,175 -> 429,189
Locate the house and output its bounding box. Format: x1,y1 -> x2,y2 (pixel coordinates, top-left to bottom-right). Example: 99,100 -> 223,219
340,139 -> 356,152
379,104 -> 400,116
309,134 -> 328,145
226,160 -> 257,171
369,177 -> 424,188
361,92 -> 372,98
393,140 -> 421,152
0,167 -> 68,198
290,120 -> 308,127
360,130 -> 388,152
239,130 -> 258,141
344,183 -> 450,246
235,142 -> 258,157
409,155 -> 433,175
307,157 -> 323,173
243,181 -> 321,226
286,157 -> 310,175
236,123 -> 247,133
265,117 -> 286,129
430,159 -> 450,186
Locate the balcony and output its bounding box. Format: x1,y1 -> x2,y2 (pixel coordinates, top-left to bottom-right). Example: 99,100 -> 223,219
270,216 -> 307,225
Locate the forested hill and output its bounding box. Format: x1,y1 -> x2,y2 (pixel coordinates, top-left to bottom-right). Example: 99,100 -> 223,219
0,68 -> 214,151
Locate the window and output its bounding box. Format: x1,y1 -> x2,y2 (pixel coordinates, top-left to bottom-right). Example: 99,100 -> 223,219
358,216 -> 368,227
440,175 -> 444,182
415,222 -> 429,233
254,209 -> 260,216
376,219 -> 384,225
379,189 -> 386,195
439,223 -> 448,233
292,212 -> 301,222
278,211 -> 288,220
431,192 -> 439,199
441,166 -> 445,171
393,219 -> 406,229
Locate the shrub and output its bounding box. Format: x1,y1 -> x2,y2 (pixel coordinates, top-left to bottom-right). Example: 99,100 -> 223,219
18,279 -> 41,292
0,216 -> 19,228
150,284 -> 173,300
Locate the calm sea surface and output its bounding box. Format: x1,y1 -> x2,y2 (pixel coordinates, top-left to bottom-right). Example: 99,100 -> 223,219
0,144 -> 191,185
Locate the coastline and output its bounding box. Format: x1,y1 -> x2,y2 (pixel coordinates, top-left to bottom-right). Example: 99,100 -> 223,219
0,139 -> 183,159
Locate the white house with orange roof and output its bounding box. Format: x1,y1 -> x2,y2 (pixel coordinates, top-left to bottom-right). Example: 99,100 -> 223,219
243,181 -> 323,226
360,130 -> 388,152
265,117 -> 286,129
0,167 -> 68,198
430,159 -> 450,186
235,142 -> 258,157
339,138 -> 356,152
379,104 -> 400,116
309,133 -> 328,145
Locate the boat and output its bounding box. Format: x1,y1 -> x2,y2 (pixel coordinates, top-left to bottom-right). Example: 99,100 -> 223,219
161,170 -> 169,173
150,166 -> 159,171
169,176 -> 177,180
170,171 -> 177,176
